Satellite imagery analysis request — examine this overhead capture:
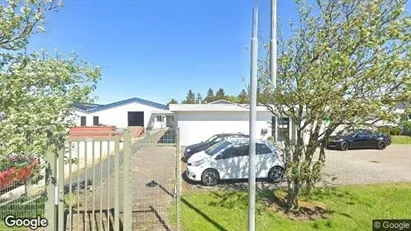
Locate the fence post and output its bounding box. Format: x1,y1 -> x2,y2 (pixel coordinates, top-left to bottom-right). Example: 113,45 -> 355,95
58,148 -> 65,231
45,151 -> 57,231
176,127 -> 181,231
123,129 -> 132,230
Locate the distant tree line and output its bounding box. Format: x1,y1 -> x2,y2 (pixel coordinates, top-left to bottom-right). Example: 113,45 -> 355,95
167,88 -> 249,105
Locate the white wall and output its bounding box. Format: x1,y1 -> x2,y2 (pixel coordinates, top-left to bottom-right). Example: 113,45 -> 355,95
175,111 -> 273,146
72,102 -> 170,128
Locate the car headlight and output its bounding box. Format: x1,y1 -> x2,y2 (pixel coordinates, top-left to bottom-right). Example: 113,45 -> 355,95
185,148 -> 191,153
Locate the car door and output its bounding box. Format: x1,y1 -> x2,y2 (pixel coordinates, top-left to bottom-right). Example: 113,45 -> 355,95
213,146 -> 241,180
255,143 -> 273,178
235,144 -> 250,179
355,131 -> 373,148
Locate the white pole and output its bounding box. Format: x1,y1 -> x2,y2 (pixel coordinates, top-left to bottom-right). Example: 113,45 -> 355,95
270,0 -> 277,88
248,6 -> 258,231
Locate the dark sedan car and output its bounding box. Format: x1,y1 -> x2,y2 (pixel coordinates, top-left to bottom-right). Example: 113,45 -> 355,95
181,133 -> 249,162
326,129 -> 391,151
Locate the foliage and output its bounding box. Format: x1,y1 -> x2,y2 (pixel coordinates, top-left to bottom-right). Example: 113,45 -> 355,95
170,183 -> 411,231
195,93 -> 202,104
215,88 -> 227,100
0,1 -> 101,163
377,126 -> 401,136
204,88 -> 214,103
167,98 -> 178,105
258,0 -> 411,211
181,89 -> 196,104
401,121 -> 411,136
172,87 -> 250,104
237,89 -> 249,104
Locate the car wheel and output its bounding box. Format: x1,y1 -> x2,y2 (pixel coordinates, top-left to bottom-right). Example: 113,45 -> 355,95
267,166 -> 284,183
377,141 -> 386,150
340,141 -> 349,151
201,169 -> 219,186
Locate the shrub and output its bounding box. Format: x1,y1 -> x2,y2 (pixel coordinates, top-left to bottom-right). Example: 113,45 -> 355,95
402,121 -> 411,136
267,136 -> 274,141
377,126 -> 401,136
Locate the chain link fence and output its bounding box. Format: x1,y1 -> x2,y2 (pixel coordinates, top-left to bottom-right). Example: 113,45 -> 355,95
129,127 -> 180,230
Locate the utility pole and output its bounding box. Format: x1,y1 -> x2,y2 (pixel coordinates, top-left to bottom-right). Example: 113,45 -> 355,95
271,0 -> 278,142
270,0 -> 277,87
248,6 -> 258,231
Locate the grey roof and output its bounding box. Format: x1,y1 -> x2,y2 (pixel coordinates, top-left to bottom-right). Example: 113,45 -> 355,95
207,100 -> 236,105
73,97 -> 169,113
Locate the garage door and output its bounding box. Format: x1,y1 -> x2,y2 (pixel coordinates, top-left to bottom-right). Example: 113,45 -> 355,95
176,111 -> 272,146
128,111 -> 144,126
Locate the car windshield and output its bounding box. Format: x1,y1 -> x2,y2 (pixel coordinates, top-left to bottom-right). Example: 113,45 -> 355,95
205,135 -> 219,143
205,141 -> 231,156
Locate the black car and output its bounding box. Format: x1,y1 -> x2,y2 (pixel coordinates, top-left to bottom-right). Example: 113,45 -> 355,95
326,129 -> 391,151
181,133 -> 249,162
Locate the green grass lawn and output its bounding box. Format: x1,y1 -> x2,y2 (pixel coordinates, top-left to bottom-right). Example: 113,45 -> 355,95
391,135 -> 411,144
170,183 -> 411,231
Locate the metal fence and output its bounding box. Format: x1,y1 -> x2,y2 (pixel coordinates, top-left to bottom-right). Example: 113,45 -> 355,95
0,127 -> 182,231
129,127 -> 180,230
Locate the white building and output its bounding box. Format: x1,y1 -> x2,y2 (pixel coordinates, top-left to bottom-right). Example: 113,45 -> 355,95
71,98 -> 295,146
72,98 -> 174,130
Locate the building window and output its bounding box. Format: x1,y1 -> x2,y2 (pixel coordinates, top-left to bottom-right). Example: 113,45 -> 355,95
273,117 -> 290,142
80,116 -> 86,126
156,116 -> 163,122
93,116 -> 99,125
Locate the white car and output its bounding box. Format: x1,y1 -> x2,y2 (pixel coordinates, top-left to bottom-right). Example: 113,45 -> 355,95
186,138 -> 285,186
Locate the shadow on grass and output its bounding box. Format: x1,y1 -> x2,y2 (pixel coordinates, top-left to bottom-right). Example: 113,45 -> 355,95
148,179 -> 228,231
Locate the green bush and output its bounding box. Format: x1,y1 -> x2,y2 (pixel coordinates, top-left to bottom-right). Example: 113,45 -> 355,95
377,126 -> 401,136
267,136 -> 274,141
402,121 -> 411,136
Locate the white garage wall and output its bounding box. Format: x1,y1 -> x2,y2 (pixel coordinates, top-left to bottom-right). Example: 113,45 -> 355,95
72,102 -> 169,129
176,111 -> 274,146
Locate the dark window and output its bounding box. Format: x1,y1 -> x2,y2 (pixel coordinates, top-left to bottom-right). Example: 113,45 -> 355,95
237,145 -> 249,156
256,143 -> 271,155
93,116 -> 99,125
80,116 -> 86,126
221,147 -> 238,159
128,112 -> 144,126
278,118 -> 290,141
156,116 -> 162,122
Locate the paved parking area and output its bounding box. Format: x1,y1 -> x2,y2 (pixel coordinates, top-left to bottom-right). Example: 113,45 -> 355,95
181,145 -> 411,192
321,144 -> 411,185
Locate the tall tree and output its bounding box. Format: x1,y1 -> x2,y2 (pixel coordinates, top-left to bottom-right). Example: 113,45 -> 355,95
237,89 -> 249,104
258,0 -> 411,212
182,90 -> 196,104
196,93 -> 203,104
215,88 -> 227,101
167,98 -> 178,105
204,88 -> 214,103
0,0 -> 101,161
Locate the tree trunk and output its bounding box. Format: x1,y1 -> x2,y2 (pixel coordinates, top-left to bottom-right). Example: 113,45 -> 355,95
286,179 -> 300,212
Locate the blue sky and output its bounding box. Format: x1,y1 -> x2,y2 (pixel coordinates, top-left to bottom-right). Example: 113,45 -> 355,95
27,0 -> 300,105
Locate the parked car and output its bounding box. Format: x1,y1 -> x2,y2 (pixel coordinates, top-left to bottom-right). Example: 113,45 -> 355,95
186,138 -> 285,186
326,129 -> 391,151
182,133 -> 249,162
